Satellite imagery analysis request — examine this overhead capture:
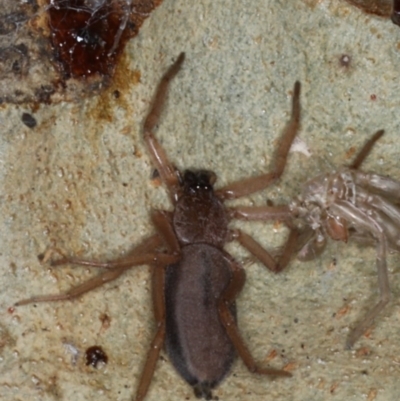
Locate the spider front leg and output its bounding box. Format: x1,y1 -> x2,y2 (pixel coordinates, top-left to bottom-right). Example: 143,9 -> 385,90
217,82 -> 302,273
216,81 -> 301,200
143,53 -> 185,203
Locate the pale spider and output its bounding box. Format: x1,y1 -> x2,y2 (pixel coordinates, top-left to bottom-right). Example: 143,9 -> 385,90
290,129 -> 400,348
242,128 -> 398,349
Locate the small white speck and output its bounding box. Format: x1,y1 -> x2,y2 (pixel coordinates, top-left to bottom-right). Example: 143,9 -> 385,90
290,136 -> 312,157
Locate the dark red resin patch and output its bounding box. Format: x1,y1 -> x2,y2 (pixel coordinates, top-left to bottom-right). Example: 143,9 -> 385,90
48,0 -> 162,79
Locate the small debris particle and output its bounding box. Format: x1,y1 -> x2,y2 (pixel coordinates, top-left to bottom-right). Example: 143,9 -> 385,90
283,361 -> 296,372
367,388 -> 378,401
21,113 -> 37,128
85,345 -> 108,368
335,304 -> 350,319
290,136 -> 312,157
330,382 -> 339,394
339,54 -> 351,68
345,146 -> 356,160
266,349 -> 278,362
63,341 -> 80,365
99,313 -> 111,330
328,258 -> 337,270
356,347 -> 371,357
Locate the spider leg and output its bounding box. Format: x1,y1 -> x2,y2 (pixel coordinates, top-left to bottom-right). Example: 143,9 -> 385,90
228,205 -> 290,221
143,53 -> 185,203
135,262 -> 167,401
217,254 -> 291,376
356,187 -> 400,231
328,201 -> 391,348
349,129 -> 384,170
150,209 -> 180,253
216,81 -> 301,200
15,252 -> 178,306
354,170 -> 400,200
230,228 -> 298,273
295,228 -> 327,262
15,234 -> 177,306
134,210 -> 181,400
346,231 -> 390,348
49,234 -> 165,268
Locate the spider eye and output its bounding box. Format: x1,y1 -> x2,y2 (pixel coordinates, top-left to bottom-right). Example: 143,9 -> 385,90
183,170 -> 215,192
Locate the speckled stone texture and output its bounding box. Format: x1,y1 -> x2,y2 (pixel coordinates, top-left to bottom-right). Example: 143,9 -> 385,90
1,1 -> 400,401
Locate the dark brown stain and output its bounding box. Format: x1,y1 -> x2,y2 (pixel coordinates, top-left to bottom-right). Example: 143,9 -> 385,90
85,345 -> 108,367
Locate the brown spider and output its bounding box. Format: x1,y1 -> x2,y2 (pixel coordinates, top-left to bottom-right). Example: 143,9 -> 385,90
16,53 -> 300,400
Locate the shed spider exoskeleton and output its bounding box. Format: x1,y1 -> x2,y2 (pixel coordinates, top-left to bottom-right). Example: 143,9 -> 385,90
16,53 -> 299,400
231,126 -> 399,348
288,129 -> 400,348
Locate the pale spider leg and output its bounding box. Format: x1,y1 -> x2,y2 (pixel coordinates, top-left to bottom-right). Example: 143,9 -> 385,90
295,228 -> 327,262
366,208 -> 400,249
15,253 -> 178,306
216,81 -> 301,200
231,228 -> 299,273
356,187 -> 400,228
349,130 -> 384,170
354,171 -> 400,199
143,53 -> 185,203
217,254 -> 291,377
328,201 -> 390,348
135,262 -> 167,401
346,239 -> 389,349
